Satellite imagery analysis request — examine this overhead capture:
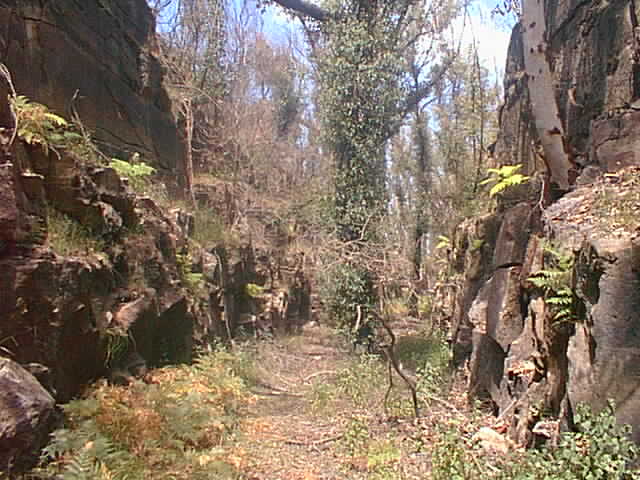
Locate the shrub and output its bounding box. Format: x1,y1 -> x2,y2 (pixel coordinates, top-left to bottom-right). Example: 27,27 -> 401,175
176,252 -> 205,295
528,243 -> 578,323
430,401 -> 640,480
480,164 -> 529,197
13,95 -> 69,155
12,94 -> 99,161
108,157 -> 156,194
34,349 -> 253,480
321,263 -> 377,327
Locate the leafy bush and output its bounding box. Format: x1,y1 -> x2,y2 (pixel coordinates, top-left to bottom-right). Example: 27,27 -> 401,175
528,402 -> 640,480
430,401 -> 640,480
245,283 -> 264,298
335,354 -> 384,407
322,263 -> 377,327
192,208 -> 225,246
13,95 -> 69,154
34,350 -> 253,480
176,252 -> 205,295
12,95 -> 98,160
108,157 -> 156,194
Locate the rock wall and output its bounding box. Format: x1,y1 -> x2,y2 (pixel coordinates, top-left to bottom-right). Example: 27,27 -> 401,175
0,136 -> 310,405
453,0 -> 640,444
0,0 -> 184,172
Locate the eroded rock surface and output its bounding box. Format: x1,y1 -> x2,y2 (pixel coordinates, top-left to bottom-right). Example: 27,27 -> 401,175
0,357 -> 55,473
0,0 -> 184,172
452,0 -> 640,445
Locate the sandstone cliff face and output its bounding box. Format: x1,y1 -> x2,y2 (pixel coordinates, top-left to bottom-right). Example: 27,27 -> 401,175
453,0 -> 640,443
0,133 -> 310,405
0,0 -> 184,172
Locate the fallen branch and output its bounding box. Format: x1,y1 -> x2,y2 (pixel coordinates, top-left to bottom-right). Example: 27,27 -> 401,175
282,434 -> 343,446
304,370 -> 337,382
422,392 -> 463,416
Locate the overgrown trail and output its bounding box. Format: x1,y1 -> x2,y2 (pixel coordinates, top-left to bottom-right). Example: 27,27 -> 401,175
233,324 -> 477,480
239,326 -> 351,480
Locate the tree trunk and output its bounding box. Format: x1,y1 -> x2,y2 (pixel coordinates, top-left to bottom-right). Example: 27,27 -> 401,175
521,0 -> 573,190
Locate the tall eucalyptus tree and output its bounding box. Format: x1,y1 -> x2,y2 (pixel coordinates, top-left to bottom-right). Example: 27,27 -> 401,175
267,0 -> 457,324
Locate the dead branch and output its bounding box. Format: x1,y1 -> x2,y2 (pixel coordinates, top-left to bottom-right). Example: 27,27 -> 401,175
384,359 -> 394,414
303,370 -> 336,382
283,434 -> 343,446
374,311 -> 420,417
270,0 -> 329,22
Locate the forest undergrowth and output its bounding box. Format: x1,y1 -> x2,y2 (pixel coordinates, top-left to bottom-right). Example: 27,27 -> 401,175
23,321 -> 640,480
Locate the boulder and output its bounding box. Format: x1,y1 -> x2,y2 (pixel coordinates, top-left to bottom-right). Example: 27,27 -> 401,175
0,357 -> 55,473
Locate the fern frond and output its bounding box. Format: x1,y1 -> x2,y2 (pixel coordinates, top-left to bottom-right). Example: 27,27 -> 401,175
45,112 -> 68,127
546,295 -> 572,305
554,307 -> 573,321
489,182 -> 507,197
63,447 -> 100,480
498,164 -> 523,177
435,235 -> 451,250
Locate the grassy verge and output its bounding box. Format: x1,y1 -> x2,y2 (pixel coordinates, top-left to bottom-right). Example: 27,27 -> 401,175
47,208 -> 105,256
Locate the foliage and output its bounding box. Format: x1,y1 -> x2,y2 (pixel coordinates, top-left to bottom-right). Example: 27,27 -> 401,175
480,164 -> 529,197
176,251 -> 205,295
108,157 -> 156,194
34,349 -> 252,480
416,294 -> 432,317
430,401 -> 640,479
322,263 -> 377,327
528,244 -> 577,322
340,415 -> 370,457
47,208 -> 105,256
435,235 -> 452,250
245,283 -> 264,298
335,354 -> 385,407
395,334 -> 448,374
12,95 -> 69,154
12,95 -> 99,160
431,426 -> 481,480
103,329 -> 130,369
529,402 -> 640,480
319,11 -> 403,243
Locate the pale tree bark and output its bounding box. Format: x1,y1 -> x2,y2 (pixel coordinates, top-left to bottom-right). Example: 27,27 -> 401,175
521,0 -> 572,189
270,0 -> 328,21
181,98 -> 196,206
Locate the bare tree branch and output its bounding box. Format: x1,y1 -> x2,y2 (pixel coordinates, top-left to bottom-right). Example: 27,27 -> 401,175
270,0 -> 329,22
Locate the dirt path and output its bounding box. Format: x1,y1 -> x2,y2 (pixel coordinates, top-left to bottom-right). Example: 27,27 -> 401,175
239,326 -> 352,480
233,324 -> 480,480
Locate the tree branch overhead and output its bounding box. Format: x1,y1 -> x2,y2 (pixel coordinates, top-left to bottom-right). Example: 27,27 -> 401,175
270,0 -> 329,21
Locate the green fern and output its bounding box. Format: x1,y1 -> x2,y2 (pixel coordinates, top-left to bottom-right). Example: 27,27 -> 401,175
176,252 -> 205,294
12,95 -> 68,154
480,164 -> 529,197
108,157 -> 156,194
528,245 -> 577,323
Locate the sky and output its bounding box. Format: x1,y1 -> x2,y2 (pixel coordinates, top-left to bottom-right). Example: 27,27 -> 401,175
262,0 -> 515,76
458,0 -> 514,75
